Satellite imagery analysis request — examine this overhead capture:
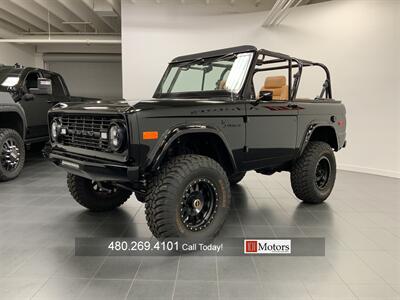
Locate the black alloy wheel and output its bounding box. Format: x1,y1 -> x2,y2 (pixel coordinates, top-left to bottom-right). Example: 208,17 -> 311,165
290,141 -> 336,204
315,156 -> 331,190
180,178 -> 218,231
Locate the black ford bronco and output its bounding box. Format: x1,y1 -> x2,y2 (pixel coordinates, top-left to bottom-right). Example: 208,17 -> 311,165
0,64 -> 94,181
48,46 -> 346,240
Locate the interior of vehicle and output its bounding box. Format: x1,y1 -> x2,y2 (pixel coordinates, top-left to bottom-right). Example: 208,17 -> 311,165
218,74 -> 289,101
25,71 -> 40,91
218,79 -> 226,90
259,75 -> 288,100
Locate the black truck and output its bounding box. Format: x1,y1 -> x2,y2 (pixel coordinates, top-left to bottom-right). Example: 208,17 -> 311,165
48,45 -> 346,240
0,64 -> 94,181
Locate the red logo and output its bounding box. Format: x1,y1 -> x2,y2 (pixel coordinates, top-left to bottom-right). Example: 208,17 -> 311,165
245,240 -> 258,253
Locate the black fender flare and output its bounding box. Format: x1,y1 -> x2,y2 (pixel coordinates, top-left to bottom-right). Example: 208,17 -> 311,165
145,124 -> 237,172
0,104 -> 27,139
299,122 -> 339,154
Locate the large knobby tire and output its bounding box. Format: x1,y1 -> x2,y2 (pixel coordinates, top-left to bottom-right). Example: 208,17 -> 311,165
0,128 -> 25,182
67,174 -> 132,211
134,192 -> 146,203
228,171 -> 246,185
145,155 -> 231,240
290,141 -> 336,204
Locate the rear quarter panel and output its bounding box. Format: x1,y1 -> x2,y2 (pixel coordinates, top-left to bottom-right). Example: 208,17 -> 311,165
296,99 -> 346,151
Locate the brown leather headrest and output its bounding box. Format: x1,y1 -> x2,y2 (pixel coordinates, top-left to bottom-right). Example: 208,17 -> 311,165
264,76 -> 286,88
218,79 -> 226,90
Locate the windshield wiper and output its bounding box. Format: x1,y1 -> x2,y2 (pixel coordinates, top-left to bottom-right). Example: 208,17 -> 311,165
179,53 -> 237,69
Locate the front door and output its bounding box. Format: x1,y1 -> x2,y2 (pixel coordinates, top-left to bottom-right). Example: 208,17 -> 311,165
244,100 -> 298,170
19,71 -> 51,139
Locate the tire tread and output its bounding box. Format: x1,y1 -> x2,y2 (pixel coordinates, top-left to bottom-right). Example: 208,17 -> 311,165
0,128 -> 25,182
67,174 -> 131,211
290,141 -> 336,204
145,154 -> 230,239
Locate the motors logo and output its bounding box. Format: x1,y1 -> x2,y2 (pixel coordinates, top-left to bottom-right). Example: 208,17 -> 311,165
245,240 -> 258,253
244,239 -> 291,254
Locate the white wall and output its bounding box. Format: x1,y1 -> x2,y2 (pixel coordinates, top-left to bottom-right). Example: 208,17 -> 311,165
122,0 -> 400,178
45,54 -> 122,98
0,43 -> 36,67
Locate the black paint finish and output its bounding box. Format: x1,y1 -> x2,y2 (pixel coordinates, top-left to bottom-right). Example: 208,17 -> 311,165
0,65 -> 96,143
48,46 -> 346,191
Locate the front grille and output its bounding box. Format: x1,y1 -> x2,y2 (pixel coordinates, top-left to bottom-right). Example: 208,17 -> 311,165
58,114 -> 124,152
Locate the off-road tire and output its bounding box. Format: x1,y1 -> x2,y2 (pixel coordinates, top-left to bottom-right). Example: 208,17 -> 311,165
145,154 -> 231,239
134,192 -> 146,203
0,128 -> 25,182
290,141 -> 336,204
67,174 -> 132,211
228,171 -> 246,185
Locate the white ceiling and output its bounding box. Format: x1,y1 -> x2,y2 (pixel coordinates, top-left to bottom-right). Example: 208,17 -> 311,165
0,0 -> 121,37
0,0 -> 329,41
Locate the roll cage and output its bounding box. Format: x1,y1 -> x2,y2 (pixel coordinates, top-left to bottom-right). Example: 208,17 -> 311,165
252,49 -> 333,101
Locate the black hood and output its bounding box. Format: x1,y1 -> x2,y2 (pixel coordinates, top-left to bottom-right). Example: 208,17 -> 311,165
51,99 -> 132,114
52,98 -> 227,114
0,91 -> 15,104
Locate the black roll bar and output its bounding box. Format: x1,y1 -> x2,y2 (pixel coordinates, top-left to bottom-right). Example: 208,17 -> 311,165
255,49 -> 332,101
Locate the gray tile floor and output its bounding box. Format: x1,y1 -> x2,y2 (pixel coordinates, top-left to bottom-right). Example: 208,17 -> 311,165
0,151 -> 399,300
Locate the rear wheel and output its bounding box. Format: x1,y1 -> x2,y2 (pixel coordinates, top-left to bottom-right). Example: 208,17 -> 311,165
290,141 -> 336,204
228,171 -> 246,185
67,174 -> 132,211
0,128 -> 25,182
145,155 -> 231,239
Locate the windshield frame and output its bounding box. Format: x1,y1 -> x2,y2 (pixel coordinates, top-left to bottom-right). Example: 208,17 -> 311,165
153,50 -> 256,100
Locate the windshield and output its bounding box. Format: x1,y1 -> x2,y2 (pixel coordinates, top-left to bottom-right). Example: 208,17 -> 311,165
0,67 -> 21,92
154,52 -> 253,98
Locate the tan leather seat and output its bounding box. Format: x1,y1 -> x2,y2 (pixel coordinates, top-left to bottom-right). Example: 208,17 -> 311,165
259,76 -> 288,100
218,79 -> 226,90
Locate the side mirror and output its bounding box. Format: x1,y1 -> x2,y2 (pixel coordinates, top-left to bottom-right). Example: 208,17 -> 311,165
259,90 -> 273,101
29,78 -> 52,95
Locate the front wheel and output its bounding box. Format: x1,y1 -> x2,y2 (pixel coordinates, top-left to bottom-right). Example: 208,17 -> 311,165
67,174 -> 132,211
145,155 -> 231,240
290,141 -> 336,204
0,128 -> 25,182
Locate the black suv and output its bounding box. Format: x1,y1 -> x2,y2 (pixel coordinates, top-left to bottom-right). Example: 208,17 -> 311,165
48,46 -> 346,240
0,64 -> 94,181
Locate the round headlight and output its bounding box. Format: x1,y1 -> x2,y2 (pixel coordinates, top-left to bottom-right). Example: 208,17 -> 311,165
108,123 -> 125,151
51,119 -> 61,141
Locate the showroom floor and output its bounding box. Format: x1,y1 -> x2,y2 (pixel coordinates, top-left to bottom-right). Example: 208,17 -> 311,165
0,151 -> 399,300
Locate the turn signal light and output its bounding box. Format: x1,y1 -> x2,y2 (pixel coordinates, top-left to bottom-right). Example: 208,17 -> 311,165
143,131 -> 159,140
